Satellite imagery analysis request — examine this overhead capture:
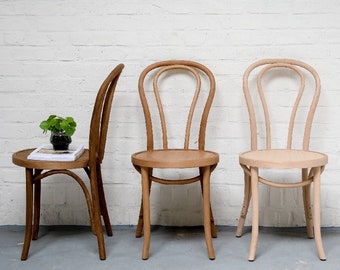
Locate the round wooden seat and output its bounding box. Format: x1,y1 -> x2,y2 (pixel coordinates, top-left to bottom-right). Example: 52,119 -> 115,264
132,149 -> 219,169
240,149 -> 327,169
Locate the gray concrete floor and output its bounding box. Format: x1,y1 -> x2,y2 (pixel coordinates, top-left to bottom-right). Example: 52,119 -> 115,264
1,225 -> 339,270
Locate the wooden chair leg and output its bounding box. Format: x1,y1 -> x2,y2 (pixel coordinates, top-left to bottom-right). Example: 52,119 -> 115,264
209,206 -> 217,238
141,168 -> 151,260
94,210 -> 106,260
302,168 -> 314,238
21,169 -> 34,261
135,200 -> 144,238
90,170 -> 106,260
313,166 -> 326,261
202,166 -> 215,260
236,172 -> 251,237
199,174 -> 217,238
32,179 -> 41,240
96,167 -> 112,236
136,179 -> 152,238
248,167 -> 259,262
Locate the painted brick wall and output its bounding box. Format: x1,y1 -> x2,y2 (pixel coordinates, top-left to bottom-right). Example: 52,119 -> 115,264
1,0 -> 340,227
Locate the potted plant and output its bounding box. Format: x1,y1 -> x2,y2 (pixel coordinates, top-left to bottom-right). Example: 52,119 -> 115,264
39,115 -> 77,151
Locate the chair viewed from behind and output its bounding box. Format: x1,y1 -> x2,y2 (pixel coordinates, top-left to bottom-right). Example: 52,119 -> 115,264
235,59 -> 328,261
12,63 -> 124,260
131,60 -> 219,260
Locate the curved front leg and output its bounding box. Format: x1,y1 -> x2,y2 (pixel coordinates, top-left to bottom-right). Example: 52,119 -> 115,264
202,166 -> 215,260
136,174 -> 152,238
248,167 -> 259,262
141,167 -> 151,259
89,168 -> 106,260
199,167 -> 217,238
313,166 -> 326,261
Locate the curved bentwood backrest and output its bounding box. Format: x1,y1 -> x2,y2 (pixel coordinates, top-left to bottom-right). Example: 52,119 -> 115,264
243,59 -> 321,151
89,64 -> 124,164
138,60 -> 216,151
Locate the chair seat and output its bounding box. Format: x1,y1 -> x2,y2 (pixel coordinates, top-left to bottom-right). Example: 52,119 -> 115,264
132,149 -> 219,168
239,149 -> 328,169
12,149 -> 89,170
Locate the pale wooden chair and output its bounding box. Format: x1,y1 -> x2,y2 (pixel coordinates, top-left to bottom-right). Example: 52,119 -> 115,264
131,60 -> 219,260
12,63 -> 124,260
235,59 -> 328,261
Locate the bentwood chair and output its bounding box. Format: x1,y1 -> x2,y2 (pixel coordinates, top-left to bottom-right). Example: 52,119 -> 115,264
131,60 -> 219,260
235,59 -> 328,261
12,63 -> 124,260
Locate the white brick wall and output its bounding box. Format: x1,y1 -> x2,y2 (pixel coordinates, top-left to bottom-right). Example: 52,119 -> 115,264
1,0 -> 340,227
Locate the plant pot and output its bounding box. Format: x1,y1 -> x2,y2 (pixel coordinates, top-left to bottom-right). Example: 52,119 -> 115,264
50,132 -> 72,151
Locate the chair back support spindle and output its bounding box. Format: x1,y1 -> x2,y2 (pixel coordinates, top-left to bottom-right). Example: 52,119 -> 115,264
138,60 -> 216,151
89,64 -> 124,164
243,59 -> 321,151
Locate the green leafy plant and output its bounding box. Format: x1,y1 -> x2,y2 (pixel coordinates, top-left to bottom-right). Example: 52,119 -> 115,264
39,115 -> 77,136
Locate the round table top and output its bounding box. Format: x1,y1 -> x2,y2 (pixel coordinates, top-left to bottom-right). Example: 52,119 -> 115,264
12,148 -> 89,170
131,149 -> 219,168
239,149 -> 328,169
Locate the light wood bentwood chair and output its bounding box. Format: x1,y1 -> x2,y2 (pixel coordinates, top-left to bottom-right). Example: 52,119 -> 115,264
236,59 -> 328,261
131,60 -> 219,260
12,64 -> 124,260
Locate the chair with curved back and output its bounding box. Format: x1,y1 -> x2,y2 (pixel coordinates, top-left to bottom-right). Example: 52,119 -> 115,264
235,59 -> 327,261
131,60 -> 219,260
12,63 -> 124,260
